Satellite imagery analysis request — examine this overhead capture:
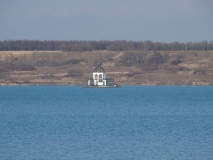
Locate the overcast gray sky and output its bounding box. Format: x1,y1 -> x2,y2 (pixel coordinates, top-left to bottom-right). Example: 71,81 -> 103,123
0,0 -> 212,42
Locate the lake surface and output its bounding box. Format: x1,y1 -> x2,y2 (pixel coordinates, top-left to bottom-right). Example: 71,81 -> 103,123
0,86 -> 213,159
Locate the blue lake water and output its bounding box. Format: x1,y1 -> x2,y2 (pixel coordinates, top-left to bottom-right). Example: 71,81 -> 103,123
0,86 -> 213,159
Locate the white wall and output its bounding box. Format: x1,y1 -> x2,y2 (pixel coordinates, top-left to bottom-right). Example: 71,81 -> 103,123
93,72 -> 106,85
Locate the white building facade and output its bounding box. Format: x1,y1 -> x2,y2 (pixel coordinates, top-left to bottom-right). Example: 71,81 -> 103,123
87,62 -> 114,87
92,72 -> 106,86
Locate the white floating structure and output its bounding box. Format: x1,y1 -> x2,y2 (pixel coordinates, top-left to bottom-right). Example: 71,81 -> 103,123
86,62 -> 119,88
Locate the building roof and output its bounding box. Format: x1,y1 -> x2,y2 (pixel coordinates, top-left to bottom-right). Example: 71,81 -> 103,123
93,62 -> 105,73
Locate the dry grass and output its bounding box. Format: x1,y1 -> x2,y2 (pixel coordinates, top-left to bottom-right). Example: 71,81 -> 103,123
0,50 -> 213,85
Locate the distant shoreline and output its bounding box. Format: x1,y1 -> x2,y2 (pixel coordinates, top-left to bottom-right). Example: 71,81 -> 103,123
1,51 -> 213,86
1,83 -> 213,86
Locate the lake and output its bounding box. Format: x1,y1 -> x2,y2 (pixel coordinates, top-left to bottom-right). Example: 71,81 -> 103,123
0,86 -> 213,159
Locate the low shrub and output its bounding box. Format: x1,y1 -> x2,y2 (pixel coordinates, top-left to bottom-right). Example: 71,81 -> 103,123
171,59 -> 182,65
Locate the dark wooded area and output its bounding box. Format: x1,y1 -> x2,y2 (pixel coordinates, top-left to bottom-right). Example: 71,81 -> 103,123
0,40 -> 213,51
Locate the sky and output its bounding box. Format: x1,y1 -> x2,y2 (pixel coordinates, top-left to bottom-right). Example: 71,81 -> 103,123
0,0 -> 213,42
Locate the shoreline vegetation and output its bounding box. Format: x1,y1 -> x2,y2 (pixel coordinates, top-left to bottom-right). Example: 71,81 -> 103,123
1,49 -> 213,86
1,40 -> 213,52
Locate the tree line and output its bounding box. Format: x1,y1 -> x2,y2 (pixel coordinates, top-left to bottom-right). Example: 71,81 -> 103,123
0,40 -> 213,51
121,51 -> 169,66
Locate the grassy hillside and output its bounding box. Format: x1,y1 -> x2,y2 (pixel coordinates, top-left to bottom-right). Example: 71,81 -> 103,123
0,50 -> 213,85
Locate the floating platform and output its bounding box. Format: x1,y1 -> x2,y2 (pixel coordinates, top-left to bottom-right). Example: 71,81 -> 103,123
83,84 -> 120,88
